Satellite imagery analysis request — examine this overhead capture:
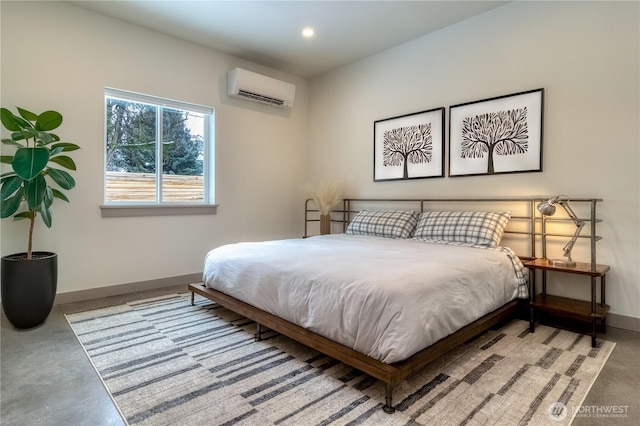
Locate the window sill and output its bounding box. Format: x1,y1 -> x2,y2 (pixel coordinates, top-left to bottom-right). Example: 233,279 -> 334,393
100,204 -> 218,218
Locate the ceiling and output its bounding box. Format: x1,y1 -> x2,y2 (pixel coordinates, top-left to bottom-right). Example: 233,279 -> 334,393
69,1 -> 509,78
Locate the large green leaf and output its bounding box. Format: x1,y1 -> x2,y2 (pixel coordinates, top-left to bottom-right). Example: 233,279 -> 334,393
46,168 -> 75,190
10,131 -> 29,141
17,107 -> 38,122
49,155 -> 77,170
49,146 -> 64,156
23,128 -> 39,139
51,142 -> 80,152
14,212 -> 33,221
37,131 -> 55,145
51,188 -> 69,202
44,187 -> 54,207
24,174 -> 46,210
0,108 -> 20,131
12,147 -> 49,180
41,189 -> 53,228
0,171 -> 17,179
1,138 -> 25,148
0,175 -> 22,199
1,189 -> 23,218
40,203 -> 52,228
11,115 -> 33,130
36,111 -> 62,131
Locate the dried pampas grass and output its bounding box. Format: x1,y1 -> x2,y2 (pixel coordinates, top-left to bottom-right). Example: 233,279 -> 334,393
302,181 -> 342,215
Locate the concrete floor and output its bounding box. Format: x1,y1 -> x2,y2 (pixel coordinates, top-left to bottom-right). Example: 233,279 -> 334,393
1,287 -> 639,425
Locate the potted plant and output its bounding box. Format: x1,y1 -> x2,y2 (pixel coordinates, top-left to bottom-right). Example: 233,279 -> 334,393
1,107 -> 80,328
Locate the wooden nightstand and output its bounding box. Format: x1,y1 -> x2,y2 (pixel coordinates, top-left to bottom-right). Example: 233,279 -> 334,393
525,258 -> 610,347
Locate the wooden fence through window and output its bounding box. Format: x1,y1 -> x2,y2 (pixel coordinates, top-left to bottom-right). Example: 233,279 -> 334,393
105,172 -> 204,202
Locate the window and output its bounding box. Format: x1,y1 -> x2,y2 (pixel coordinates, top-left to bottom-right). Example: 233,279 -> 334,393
103,88 -> 215,216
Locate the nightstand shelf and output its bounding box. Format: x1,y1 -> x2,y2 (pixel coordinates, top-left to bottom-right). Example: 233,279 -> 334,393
526,259 -> 610,347
529,295 -> 609,321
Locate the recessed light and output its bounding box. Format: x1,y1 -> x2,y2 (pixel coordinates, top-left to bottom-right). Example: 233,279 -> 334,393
302,27 -> 315,38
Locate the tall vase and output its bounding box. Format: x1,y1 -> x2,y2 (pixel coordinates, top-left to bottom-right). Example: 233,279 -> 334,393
320,214 -> 331,235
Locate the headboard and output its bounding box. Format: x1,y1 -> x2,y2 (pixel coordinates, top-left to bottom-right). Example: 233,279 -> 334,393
304,197 -> 604,268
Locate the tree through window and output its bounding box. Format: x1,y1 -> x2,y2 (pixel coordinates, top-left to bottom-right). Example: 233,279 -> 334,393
104,88 -> 214,204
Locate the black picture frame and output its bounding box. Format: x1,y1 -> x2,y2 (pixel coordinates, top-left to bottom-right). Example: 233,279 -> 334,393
373,107 -> 445,181
448,88 -> 544,177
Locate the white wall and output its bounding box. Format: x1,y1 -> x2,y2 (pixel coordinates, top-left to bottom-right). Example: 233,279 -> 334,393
2,1 -> 638,325
1,1 -> 309,294
308,1 -> 640,322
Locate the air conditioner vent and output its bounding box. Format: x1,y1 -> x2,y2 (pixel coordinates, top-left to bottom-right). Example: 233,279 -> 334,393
227,68 -> 295,108
237,89 -> 286,107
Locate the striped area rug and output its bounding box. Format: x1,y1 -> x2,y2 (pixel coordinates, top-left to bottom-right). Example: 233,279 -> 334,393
65,292 -> 615,426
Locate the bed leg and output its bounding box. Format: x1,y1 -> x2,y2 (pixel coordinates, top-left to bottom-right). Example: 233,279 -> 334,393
383,383 -> 395,414
255,323 -> 263,342
190,291 -> 195,306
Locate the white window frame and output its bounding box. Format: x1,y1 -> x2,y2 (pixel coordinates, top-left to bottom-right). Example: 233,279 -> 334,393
101,88 -> 216,217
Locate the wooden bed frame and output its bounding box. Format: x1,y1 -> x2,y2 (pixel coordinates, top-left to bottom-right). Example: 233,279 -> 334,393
188,197 -> 574,413
189,282 -> 523,413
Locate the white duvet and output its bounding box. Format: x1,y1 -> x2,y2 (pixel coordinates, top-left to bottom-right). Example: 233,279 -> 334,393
203,234 -> 525,364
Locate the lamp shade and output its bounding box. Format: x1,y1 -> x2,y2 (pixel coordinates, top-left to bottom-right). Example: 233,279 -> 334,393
537,200 -> 557,216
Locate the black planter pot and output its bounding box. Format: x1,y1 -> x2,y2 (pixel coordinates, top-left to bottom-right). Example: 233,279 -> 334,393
1,252 -> 57,329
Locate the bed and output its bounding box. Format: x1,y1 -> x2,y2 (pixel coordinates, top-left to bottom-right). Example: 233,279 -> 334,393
189,198 -> 539,413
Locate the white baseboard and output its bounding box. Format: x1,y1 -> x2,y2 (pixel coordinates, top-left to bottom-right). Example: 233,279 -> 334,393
53,273 -> 202,305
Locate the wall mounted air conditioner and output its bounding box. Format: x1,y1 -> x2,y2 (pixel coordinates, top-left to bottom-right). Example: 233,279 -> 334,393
227,68 -> 296,108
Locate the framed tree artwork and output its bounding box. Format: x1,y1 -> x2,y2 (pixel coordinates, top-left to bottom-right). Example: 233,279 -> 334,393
448,88 -> 544,177
373,107 -> 445,181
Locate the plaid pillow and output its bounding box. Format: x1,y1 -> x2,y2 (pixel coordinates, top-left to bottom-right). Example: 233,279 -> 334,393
346,210 -> 418,239
413,211 -> 511,248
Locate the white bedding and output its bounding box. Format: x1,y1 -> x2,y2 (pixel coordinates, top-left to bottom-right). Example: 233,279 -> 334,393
203,234 -> 526,364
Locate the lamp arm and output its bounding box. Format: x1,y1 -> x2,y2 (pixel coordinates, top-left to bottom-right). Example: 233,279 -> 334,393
561,220 -> 585,262
559,199 -> 579,222
559,200 -> 585,262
